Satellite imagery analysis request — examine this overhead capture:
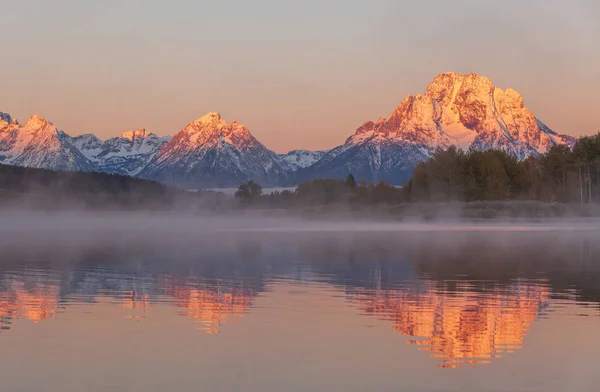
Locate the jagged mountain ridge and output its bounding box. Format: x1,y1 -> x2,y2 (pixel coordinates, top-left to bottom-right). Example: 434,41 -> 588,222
0,114 -> 168,176
278,149 -> 328,171
0,72 -> 579,187
300,72 -> 576,185
73,129 -> 169,176
0,115 -> 95,172
0,111 -> 296,187
138,112 -> 291,188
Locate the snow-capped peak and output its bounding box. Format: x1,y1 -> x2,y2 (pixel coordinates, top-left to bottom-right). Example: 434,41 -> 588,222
0,113 -> 96,172
279,149 -> 328,170
24,114 -> 54,130
345,71 -> 574,156
71,133 -> 103,152
178,112 -> 252,148
138,113 -> 290,188
194,112 -> 225,125
120,129 -> 151,141
302,71 -> 577,186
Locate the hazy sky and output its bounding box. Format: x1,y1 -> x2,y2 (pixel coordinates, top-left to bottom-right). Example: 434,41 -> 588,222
1,0 -> 599,152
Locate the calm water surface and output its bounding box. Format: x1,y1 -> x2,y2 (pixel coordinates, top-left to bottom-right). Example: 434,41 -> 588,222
1,226 -> 599,392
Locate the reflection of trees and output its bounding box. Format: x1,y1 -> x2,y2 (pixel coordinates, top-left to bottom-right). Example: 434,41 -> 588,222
120,291 -> 150,310
300,231 -> 600,308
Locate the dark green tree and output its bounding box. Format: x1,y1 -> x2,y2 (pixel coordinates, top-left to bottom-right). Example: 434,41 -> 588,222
345,173 -> 357,188
235,181 -> 263,203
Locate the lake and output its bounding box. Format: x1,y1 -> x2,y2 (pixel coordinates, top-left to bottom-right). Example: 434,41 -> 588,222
1,217 -> 599,391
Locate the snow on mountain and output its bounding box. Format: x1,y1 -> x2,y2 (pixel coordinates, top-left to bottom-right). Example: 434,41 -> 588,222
0,114 -> 94,171
71,133 -> 103,152
296,140 -> 431,185
0,113 -> 167,175
279,149 -> 327,171
301,72 -> 576,185
138,112 -> 291,188
74,129 -> 167,176
0,73 -> 579,187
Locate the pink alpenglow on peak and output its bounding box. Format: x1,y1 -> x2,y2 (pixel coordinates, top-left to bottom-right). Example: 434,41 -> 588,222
346,72 -> 574,155
302,72 -> 576,185
21,115 -> 60,137
178,112 -> 253,148
138,112 -> 290,188
0,73 -> 580,187
195,112 -> 223,124
120,129 -> 152,141
0,113 -> 94,171
75,129 -> 168,176
0,112 -> 168,176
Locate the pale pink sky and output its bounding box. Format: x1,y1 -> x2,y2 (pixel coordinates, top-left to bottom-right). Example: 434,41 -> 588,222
1,0 -> 598,153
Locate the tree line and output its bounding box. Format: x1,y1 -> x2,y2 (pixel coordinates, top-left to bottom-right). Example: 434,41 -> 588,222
235,174 -> 403,207
406,134 -> 600,203
236,133 -> 600,206
0,163 -> 224,210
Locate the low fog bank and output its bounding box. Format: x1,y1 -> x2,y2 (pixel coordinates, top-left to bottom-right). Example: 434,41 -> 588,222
7,194 -> 600,224
2,209 -> 600,249
5,165 -> 600,222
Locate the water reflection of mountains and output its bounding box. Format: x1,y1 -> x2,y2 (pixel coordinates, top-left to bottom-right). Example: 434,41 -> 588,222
1,231 -> 599,366
303,232 -> 600,367
0,239 -> 273,335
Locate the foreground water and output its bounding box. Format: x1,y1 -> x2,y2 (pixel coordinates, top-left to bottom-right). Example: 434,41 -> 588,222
1,220 -> 600,391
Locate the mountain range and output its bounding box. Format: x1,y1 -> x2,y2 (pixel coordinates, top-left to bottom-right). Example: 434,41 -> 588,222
0,72 -> 577,188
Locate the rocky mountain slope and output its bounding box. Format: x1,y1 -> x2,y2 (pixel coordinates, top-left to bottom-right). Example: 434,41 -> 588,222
138,112 -> 290,188
300,72 -> 576,184
0,114 -> 167,176
0,114 -> 94,172
279,150 -> 327,171
72,130 -> 169,176
0,72 -> 579,188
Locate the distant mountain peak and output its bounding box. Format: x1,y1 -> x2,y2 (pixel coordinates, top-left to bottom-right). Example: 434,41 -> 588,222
179,112 -> 251,148
24,114 -> 53,129
0,73 -> 577,188
279,149 -> 328,171
0,113 -> 95,172
120,129 -> 152,141
74,133 -> 102,143
138,113 -> 289,188
194,112 -> 224,125
346,71 -> 572,153
303,71 -> 575,186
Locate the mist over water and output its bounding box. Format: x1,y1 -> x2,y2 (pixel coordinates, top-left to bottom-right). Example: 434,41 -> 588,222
1,212 -> 599,391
